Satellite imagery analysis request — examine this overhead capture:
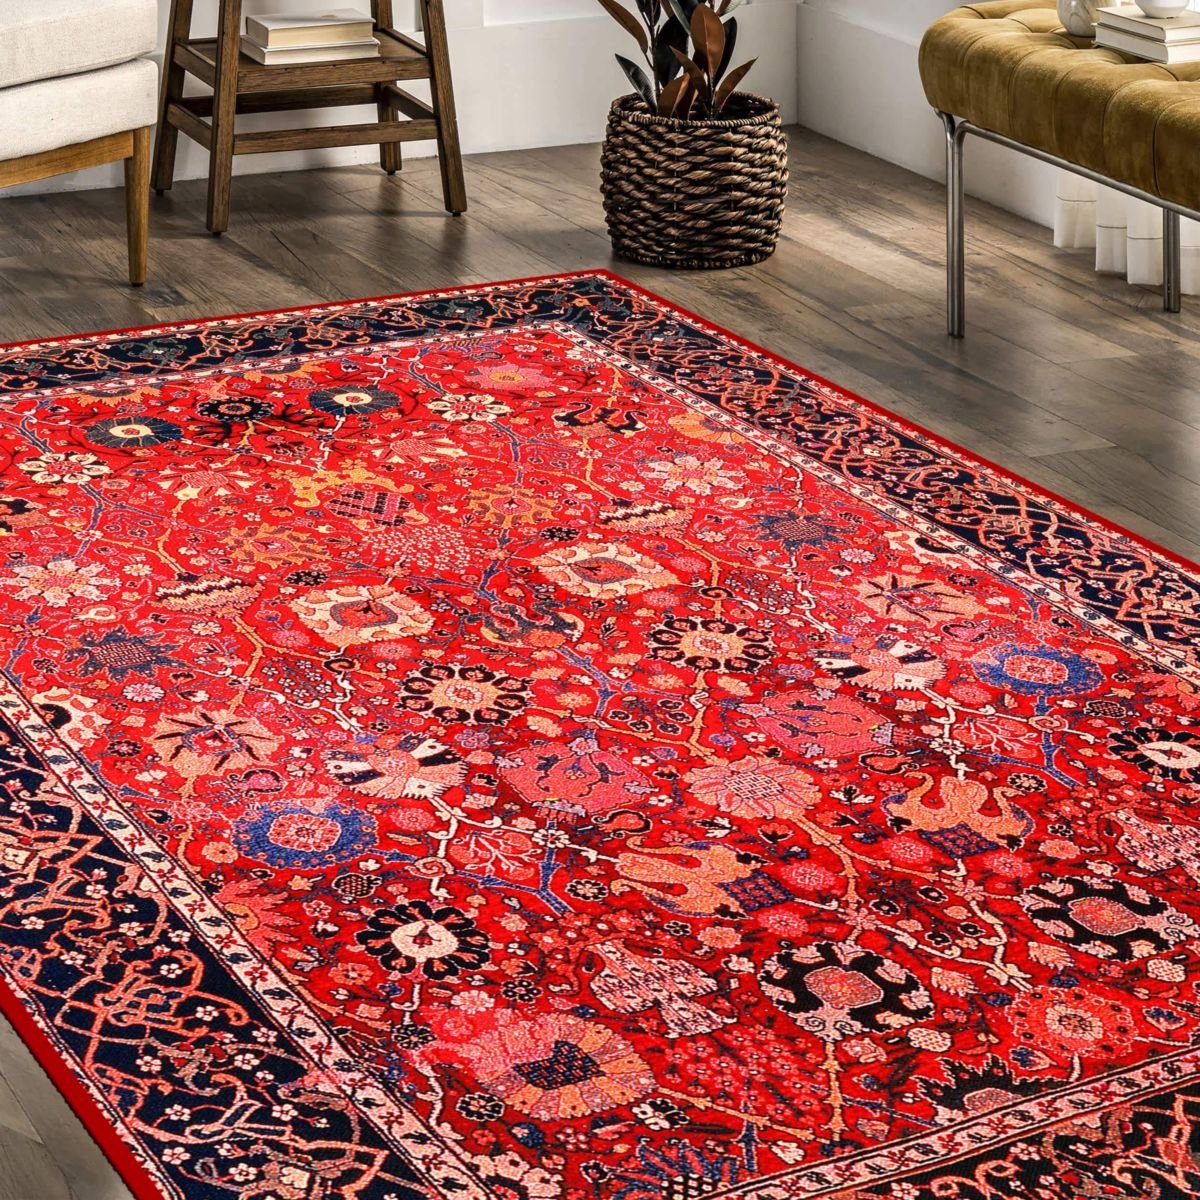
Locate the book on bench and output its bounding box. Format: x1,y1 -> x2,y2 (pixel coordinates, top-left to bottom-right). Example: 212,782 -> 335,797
1095,24 -> 1200,62
245,10 -> 376,48
1097,5 -> 1200,42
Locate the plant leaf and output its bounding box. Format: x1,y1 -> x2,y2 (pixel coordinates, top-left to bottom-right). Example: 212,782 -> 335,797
665,74 -> 697,119
675,76 -> 698,119
598,0 -> 649,53
713,56 -> 756,113
665,0 -> 699,34
691,3 -> 725,79
716,0 -> 746,15
715,16 -> 737,85
653,14 -> 688,88
617,54 -> 656,111
657,73 -> 688,117
672,45 -> 712,108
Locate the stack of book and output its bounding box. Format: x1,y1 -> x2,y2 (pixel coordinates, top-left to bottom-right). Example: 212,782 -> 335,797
1096,5 -> 1200,63
241,9 -> 380,66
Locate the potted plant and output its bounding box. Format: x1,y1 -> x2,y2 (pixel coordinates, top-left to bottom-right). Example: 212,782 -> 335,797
597,0 -> 788,269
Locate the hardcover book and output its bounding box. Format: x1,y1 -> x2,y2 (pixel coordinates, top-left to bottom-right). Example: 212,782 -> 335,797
1095,25 -> 1200,60
240,35 -> 381,65
245,9 -> 375,48
1097,4 -> 1200,42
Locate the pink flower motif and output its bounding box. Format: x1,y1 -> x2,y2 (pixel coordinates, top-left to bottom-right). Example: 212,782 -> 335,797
685,756 -> 821,820
643,453 -> 748,496
6,557 -> 117,608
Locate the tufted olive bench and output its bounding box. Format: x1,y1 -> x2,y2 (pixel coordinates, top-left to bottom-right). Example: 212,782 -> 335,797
920,1 -> 1200,335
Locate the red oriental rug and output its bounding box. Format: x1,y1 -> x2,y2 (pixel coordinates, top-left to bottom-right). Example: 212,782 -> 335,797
0,272 -> 1199,1200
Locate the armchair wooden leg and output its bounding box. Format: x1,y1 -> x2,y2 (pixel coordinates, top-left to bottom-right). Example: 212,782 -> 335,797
125,126 -> 151,285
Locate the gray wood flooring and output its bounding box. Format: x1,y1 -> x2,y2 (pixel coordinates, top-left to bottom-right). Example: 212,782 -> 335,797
0,127 -> 1197,1199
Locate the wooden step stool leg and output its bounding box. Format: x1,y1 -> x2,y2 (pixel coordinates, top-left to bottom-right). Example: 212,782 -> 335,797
421,0 -> 467,214
125,127 -> 152,285
207,0 -> 243,234
373,0 -> 403,175
152,0 -> 195,193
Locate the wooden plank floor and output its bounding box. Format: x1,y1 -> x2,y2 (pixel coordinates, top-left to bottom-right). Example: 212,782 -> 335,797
0,128 -> 1198,1200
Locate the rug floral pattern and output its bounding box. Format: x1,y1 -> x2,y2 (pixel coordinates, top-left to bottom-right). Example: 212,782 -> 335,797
0,273 -> 1198,1200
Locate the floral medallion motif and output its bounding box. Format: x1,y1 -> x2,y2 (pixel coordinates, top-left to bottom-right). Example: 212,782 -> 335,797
759,942 -> 934,1040
322,736 -> 466,800
307,384 -> 404,416
85,414 -> 184,449
1018,874 -> 1200,960
234,800 -> 377,870
400,662 -> 530,724
420,1009 -> 655,1120
971,643 -> 1103,697
1007,988 -> 1137,1064
1,556 -> 117,608
293,582 -> 434,646
648,615 -> 773,673
356,900 -> 491,978
1110,726 -> 1200,782
429,392 -> 512,423
534,540 -> 679,598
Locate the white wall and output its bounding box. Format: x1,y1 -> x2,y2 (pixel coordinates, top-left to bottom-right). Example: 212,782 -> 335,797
9,0 -> 799,196
796,0 -> 1058,227
7,0 -> 1061,230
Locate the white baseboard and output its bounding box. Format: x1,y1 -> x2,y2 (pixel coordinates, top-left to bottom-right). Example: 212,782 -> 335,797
796,2 -> 1057,228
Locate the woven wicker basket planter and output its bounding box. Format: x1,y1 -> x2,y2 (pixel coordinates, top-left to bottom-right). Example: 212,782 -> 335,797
600,93 -> 788,271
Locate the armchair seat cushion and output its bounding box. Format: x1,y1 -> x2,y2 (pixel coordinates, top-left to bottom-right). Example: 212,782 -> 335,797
919,2 -> 1200,211
0,59 -> 158,160
0,0 -> 158,90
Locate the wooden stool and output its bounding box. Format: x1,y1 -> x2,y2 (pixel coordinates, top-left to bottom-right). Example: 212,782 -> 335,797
152,0 -> 467,234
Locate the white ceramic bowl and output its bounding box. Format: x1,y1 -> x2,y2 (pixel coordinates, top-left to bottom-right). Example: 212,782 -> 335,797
1137,0 -> 1191,17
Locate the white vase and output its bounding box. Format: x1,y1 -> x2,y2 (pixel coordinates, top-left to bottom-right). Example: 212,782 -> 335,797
1057,0 -> 1100,34
1136,1 -> 1190,17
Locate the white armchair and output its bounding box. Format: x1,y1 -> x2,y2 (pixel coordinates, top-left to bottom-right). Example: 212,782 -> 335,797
0,0 -> 160,284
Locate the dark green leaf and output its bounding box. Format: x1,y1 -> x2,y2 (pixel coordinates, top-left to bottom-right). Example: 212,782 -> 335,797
617,53 -> 656,111
715,16 -> 737,86
653,15 -> 688,88
665,0 -> 699,34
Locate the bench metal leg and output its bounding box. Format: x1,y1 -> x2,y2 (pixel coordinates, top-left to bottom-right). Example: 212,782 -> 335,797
935,114 -> 1198,329
1164,209 -> 1182,314
942,112 -> 966,338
